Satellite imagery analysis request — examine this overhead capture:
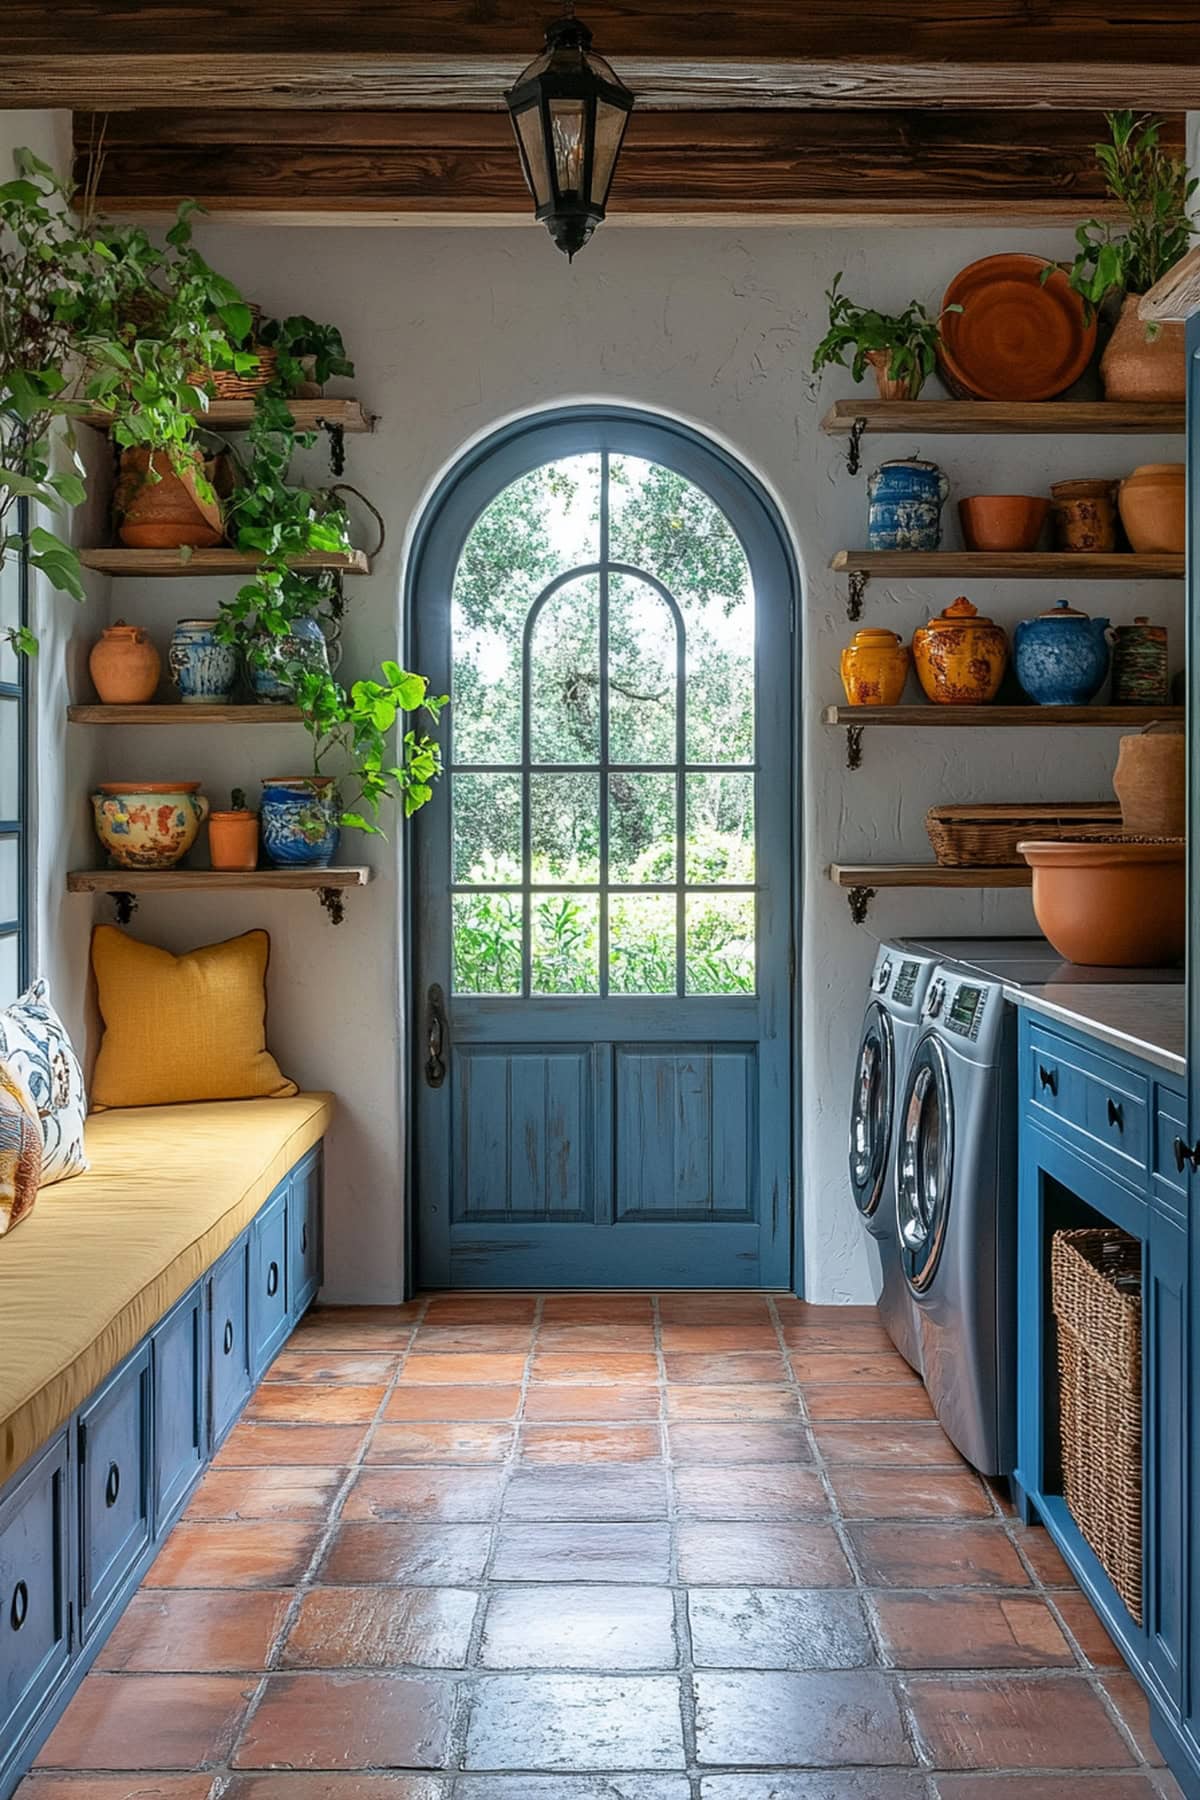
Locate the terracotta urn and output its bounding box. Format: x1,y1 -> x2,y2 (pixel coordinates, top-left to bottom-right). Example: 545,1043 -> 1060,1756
839,628 -> 910,707
1100,293 -> 1186,403
1112,721 -> 1185,837
912,597 -> 1009,706
91,781 -> 209,870
958,494 -> 1049,553
1117,462 -> 1185,554
114,447 -> 224,550
864,349 -> 922,402
88,620 -> 161,704
1050,479 -> 1118,553
1019,837 -> 1185,967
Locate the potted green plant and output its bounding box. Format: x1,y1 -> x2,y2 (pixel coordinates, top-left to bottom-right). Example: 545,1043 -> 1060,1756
208,787 -> 260,871
1060,111 -> 1197,401
259,314 -> 354,397
811,273 -> 961,399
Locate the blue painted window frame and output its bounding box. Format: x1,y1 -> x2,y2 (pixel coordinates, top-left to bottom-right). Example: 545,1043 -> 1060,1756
0,498 -> 30,1004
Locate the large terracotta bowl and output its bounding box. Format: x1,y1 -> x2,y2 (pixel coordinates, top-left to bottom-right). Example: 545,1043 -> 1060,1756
959,495 -> 1049,552
938,254 -> 1097,402
1018,837 -> 1185,967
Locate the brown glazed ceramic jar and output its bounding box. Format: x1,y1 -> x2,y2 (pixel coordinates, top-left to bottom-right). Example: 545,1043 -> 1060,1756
912,597 -> 1009,705
1050,478 -> 1118,553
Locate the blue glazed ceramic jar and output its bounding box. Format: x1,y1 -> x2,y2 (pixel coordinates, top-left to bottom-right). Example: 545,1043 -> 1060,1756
866,458 -> 949,551
246,614 -> 332,702
168,619 -> 238,704
260,777 -> 341,867
1013,599 -> 1112,706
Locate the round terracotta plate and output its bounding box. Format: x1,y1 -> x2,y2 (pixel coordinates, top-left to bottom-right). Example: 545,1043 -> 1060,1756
937,253 -> 1097,402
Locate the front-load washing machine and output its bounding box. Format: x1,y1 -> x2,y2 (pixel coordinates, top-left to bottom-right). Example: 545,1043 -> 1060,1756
848,942 -> 941,1373
894,964 -> 1017,1476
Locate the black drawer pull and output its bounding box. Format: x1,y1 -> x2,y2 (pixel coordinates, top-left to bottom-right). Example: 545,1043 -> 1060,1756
223,1319 -> 235,1356
301,1224 -> 308,1255
105,1462 -> 120,1508
10,1580 -> 28,1631
1107,1097 -> 1124,1131
1174,1135 -> 1189,1174
1038,1064 -> 1058,1096
267,1260 -> 279,1298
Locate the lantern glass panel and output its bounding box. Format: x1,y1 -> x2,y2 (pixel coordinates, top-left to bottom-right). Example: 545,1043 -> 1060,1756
549,99 -> 587,197
515,103 -> 551,207
590,99 -> 629,205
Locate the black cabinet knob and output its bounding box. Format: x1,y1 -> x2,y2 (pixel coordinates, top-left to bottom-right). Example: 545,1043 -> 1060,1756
301,1224 -> 308,1255
1107,1097 -> 1124,1131
10,1580 -> 28,1631
1174,1135 -> 1189,1174
267,1261 -> 279,1298
105,1462 -> 121,1508
1038,1064 -> 1058,1096
223,1319 -> 235,1356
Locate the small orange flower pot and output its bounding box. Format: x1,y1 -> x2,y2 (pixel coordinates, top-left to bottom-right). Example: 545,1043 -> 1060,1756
208,810 -> 260,871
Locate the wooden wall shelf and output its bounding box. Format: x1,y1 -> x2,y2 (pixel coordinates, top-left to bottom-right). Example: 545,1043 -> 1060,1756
80,399 -> 372,435
823,704 -> 1185,728
69,867 -> 370,894
831,550 -> 1184,581
80,549 -> 370,578
68,704 -> 304,725
830,862 -> 1032,889
822,400 -> 1185,437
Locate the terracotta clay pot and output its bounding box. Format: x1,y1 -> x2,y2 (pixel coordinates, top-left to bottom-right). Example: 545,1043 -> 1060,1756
1112,721 -> 1186,836
1050,479 -> 1118,553
1019,837 -> 1185,967
114,447 -> 224,550
958,494 -> 1049,552
88,620 -> 161,704
865,349 -> 923,401
840,628 -> 910,706
912,597 -> 1009,705
1117,462 -> 1185,553
208,809 -> 260,871
1100,293 -> 1186,403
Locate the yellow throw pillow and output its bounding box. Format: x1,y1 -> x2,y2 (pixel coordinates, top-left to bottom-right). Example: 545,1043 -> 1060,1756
0,1058 -> 42,1234
90,926 -> 299,1109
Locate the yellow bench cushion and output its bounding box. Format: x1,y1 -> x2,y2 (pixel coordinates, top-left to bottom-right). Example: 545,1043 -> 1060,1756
0,1092 -> 334,1486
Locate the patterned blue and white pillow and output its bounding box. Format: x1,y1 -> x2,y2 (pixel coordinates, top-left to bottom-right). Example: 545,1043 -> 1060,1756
0,980 -> 88,1185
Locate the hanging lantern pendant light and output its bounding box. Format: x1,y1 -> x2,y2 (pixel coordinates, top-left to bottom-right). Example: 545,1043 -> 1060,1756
504,6 -> 635,260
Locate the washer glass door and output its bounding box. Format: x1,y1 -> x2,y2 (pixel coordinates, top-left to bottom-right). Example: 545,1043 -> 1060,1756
896,1033 -> 954,1291
848,1004 -> 893,1219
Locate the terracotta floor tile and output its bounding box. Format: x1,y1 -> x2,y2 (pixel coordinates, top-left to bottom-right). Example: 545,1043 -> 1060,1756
777,1301 -> 885,1325
1102,1672 -> 1166,1764
319,1521 -> 491,1585
678,1521 -> 852,1586
667,1421 -> 812,1464
383,1385 -> 523,1422
1010,1525 -> 1079,1587
35,1673 -> 251,1770
97,1589 -> 291,1672
19,1780 -> 220,1800
672,1464 -> 829,1520
789,1349 -> 921,1384
281,1586 -> 478,1668
145,1521 -> 320,1588
342,1467 -> 506,1522
492,1522 -> 671,1583
246,1384 -> 387,1423
523,1385 -> 661,1421
265,1351 -> 401,1384
420,1295 -> 538,1323
518,1424 -> 661,1463
536,1323 -> 658,1351
688,1588 -> 873,1669
184,1466 -> 345,1522
214,1422 -> 369,1467
667,1385 -> 799,1420
828,1466 -> 994,1521
365,1423 -> 514,1463
805,1383 -> 935,1422
661,1292 -> 776,1317
873,1592 -> 1075,1668
699,1778 -> 926,1799
502,1464 -> 669,1520
903,1673 -> 1135,1768
663,1352 -> 787,1384
479,1584 -> 677,1668
233,1672 -> 454,1769
462,1673 -> 686,1770
692,1669 -> 912,1767
812,1422 -> 964,1466
222,1779 -> 447,1800
294,1306 -> 422,1347
410,1324 -> 534,1352
539,1295 -> 655,1322
531,1353 -> 660,1385
659,1325 -> 781,1353
1054,1590 -> 1126,1667
400,1353 -> 527,1385
850,1523 -> 1030,1589
455,1782 -> 689,1799
931,1780 -> 1162,1799
781,1324 -> 899,1353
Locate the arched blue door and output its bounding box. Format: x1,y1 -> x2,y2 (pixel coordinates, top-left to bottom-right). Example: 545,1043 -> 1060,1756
410,408 -> 796,1288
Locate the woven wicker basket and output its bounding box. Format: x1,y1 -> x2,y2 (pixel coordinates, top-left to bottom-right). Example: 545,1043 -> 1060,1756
926,802 -> 1122,868
1051,1227 -> 1142,1624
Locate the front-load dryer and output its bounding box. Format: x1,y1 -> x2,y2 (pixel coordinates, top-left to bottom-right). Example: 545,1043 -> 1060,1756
848,942 -> 941,1373
894,965 -> 1017,1476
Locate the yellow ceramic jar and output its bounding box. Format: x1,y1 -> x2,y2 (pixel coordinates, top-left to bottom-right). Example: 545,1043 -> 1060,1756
912,596 -> 1009,706
839,628 -> 910,706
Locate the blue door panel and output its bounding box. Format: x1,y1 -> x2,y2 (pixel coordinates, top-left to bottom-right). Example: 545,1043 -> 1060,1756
209,1235 -> 252,1445
0,1433 -> 70,1780
77,1344 -> 151,1642
614,1044 -> 756,1220
152,1286 -> 205,1529
453,1045 -> 593,1221
251,1188 -> 290,1379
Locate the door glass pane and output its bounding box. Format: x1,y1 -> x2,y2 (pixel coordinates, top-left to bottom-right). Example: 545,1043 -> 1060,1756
608,573 -> 677,765
453,773 -> 521,883
609,773 -> 675,883
686,893 -> 755,995
0,554 -> 19,686
0,932 -> 17,1008
531,772 -> 599,883
0,699 -> 18,819
0,837 -> 17,919
530,573 -> 600,764
686,772 -> 755,883
609,893 -> 677,995
453,892 -> 523,995
532,893 -> 599,994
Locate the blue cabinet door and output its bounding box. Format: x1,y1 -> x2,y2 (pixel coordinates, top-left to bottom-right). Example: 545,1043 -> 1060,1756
152,1284 -> 206,1529
0,1433 -> 70,1795
251,1186 -> 290,1379
77,1343 -> 151,1644
209,1234 -> 252,1446
288,1146 -> 322,1315
1146,1202 -> 1187,1714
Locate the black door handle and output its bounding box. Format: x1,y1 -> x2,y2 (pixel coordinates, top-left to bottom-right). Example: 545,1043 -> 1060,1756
1174,1135 -> 1189,1173
267,1260 -> 279,1298
1107,1097 -> 1124,1131
425,983 -> 447,1088
1038,1064 -> 1058,1096
10,1581 -> 27,1631
223,1319 -> 235,1355
105,1462 -> 121,1508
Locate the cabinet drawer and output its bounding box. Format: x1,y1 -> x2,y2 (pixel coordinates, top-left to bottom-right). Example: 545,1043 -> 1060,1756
1027,1026 -> 1150,1187
153,1285 -> 206,1528
78,1344 -> 151,1642
0,1434 -> 70,1770
209,1235 -> 252,1446
1153,1087 -> 1189,1212
289,1147 -> 322,1314
251,1187 -> 290,1379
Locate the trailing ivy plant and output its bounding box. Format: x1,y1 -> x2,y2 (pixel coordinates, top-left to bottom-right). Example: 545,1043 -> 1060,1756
1060,111 -> 1197,315
811,273 -> 960,390
260,314 -> 354,392
289,661 -> 448,829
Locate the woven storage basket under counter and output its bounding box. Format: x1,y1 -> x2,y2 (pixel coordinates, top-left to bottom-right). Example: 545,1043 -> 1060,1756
925,802 -> 1122,868
1051,1227 -> 1143,1625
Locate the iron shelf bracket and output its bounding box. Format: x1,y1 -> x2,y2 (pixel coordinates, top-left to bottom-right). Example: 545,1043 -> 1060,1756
845,724 -> 865,771
846,570 -> 868,623
845,414 -> 868,477
846,884 -> 876,925
318,886 -> 347,925
319,418 -> 347,478
111,891 -> 137,925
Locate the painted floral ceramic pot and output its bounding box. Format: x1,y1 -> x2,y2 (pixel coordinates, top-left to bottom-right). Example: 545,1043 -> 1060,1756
91,782 -> 209,870
839,628 -> 910,706
866,458 -> 949,551
912,597 -> 1008,705
1014,599 -> 1112,706
260,776 -> 340,867
169,619 -> 239,704
246,614 -> 332,702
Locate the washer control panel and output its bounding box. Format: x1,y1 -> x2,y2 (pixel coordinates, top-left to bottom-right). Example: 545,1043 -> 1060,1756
945,980 -> 988,1042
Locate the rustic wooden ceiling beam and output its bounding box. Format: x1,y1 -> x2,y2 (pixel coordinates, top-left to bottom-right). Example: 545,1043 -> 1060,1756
76,107 -> 1181,226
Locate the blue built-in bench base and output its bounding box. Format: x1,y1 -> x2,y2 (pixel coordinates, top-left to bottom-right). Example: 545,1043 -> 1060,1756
0,1143 -> 322,1800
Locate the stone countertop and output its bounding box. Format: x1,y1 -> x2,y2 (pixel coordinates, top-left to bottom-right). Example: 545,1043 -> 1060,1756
1009,982 -> 1186,1081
